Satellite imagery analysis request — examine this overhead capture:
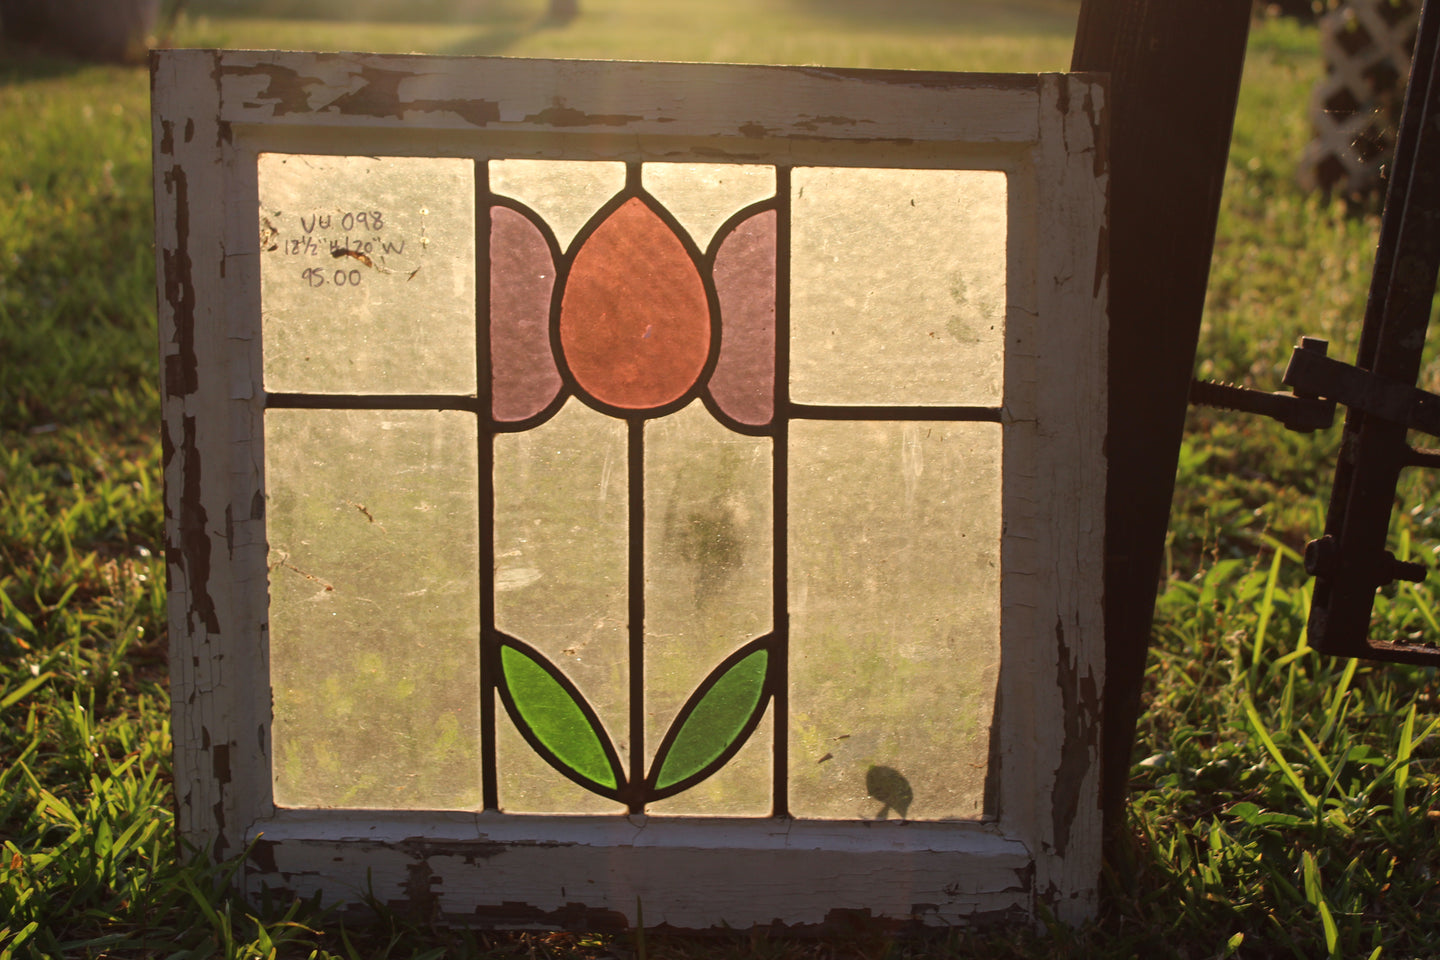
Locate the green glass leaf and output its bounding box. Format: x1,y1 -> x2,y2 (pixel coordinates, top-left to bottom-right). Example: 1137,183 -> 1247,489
654,647 -> 768,791
500,643 -> 618,791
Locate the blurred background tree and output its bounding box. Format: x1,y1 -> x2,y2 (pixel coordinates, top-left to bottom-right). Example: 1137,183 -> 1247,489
0,0 -> 161,62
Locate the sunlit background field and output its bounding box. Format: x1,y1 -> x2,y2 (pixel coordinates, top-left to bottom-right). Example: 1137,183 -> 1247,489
173,0 -> 1079,69
4,1 -> 1440,956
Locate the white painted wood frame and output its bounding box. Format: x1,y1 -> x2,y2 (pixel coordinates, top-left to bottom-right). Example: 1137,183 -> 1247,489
152,49 -> 1108,931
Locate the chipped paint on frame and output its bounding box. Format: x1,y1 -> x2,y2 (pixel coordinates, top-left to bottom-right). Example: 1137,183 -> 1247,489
154,50 -> 1107,929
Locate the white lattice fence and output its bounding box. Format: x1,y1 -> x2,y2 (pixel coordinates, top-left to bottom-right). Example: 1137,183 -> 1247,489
1298,0 -> 1420,195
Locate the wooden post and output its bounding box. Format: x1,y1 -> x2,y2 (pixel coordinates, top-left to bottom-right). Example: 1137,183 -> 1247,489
1070,0 -> 1253,868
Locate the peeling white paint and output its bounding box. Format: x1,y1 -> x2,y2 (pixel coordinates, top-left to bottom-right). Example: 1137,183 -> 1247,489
155,49 -> 1107,931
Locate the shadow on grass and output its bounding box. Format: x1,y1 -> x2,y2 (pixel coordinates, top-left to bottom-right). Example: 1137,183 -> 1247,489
0,38 -> 95,84
169,4 -> 540,57
784,0 -> 1080,35
434,23 -> 537,56
164,19 -> 536,56
186,0 -> 537,24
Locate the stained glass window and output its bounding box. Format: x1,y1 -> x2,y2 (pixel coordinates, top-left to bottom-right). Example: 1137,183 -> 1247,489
157,52 -> 1107,927
260,156 -> 1007,819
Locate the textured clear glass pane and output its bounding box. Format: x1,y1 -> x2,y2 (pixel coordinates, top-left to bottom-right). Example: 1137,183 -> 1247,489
495,712 -> 625,815
493,398 -> 628,813
258,154 -> 476,395
790,168 -> 1007,406
489,159 -> 626,252
266,408 -> 480,809
644,401 -> 772,815
641,163 -> 775,250
788,421 -> 1000,820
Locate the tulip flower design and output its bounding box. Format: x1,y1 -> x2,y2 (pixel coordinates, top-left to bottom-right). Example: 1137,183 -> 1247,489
489,179 -> 778,809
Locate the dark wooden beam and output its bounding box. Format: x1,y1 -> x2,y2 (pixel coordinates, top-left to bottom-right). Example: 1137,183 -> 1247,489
1071,0 -> 1253,869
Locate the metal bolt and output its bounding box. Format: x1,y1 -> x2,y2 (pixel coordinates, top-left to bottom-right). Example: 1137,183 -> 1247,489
1382,551 -> 1427,585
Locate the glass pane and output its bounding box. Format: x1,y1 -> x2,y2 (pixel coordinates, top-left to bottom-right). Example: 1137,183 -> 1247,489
649,713 -> 774,818
493,398 -> 629,813
643,401 -> 772,815
495,712 -> 625,814
266,408 -> 480,810
709,209 -> 777,427
258,154 -> 476,395
788,421 -> 1001,820
789,168 -> 1007,406
490,205 -> 562,422
489,159 -> 625,252
641,163 -> 775,250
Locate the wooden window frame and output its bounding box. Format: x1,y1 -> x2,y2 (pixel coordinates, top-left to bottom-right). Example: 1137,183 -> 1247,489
152,49 -> 1108,930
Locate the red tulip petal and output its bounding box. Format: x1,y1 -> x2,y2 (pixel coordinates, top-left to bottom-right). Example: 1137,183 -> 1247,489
560,198 -> 710,411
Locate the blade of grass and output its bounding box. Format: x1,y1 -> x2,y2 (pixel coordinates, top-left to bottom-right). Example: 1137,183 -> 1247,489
1316,658 -> 1357,745
1404,580 -> 1440,634
1250,546 -> 1285,687
1393,702 -> 1416,823
1243,694 -> 1317,814
0,671 -> 55,709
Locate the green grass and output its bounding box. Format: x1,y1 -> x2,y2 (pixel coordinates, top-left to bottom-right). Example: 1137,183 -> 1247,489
5,2 -> 1440,957
171,0 -> 1078,71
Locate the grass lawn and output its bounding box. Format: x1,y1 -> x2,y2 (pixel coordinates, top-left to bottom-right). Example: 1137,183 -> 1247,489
173,0 -> 1078,71
4,1 -> 1440,956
